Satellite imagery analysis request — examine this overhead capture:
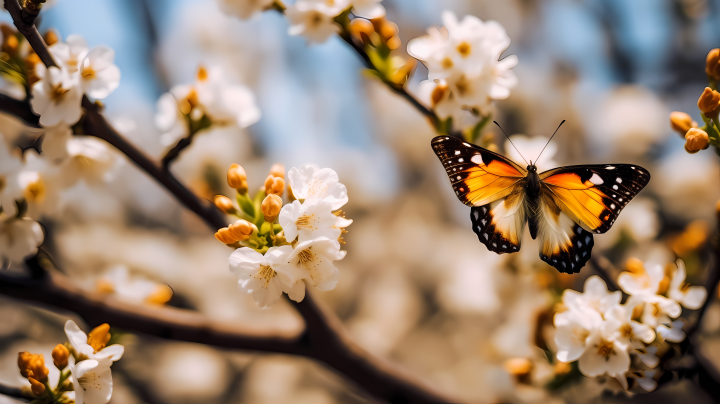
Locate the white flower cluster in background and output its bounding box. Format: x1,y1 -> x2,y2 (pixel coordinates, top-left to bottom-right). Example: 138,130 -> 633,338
155,66 -> 260,147
229,164 -> 351,308
409,11 -> 518,129
31,34 -> 120,127
285,0 -> 385,43
553,259 -> 707,391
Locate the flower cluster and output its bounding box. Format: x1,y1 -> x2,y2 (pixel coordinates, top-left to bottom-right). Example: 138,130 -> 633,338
155,65 -> 260,149
285,0 -> 386,43
214,163 -> 351,308
408,11 -> 518,133
94,265 -> 174,305
670,48 -> 720,154
553,258 -> 706,391
0,30 -> 121,264
17,320 -> 124,404
31,34 -> 120,126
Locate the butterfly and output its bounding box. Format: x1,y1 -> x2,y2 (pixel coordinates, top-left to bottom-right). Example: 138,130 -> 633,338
431,124 -> 651,274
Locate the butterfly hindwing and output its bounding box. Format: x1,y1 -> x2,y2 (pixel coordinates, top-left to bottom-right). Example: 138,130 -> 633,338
470,187 -> 526,254
431,136 -> 527,207
534,190 -> 594,273
539,164 -> 650,234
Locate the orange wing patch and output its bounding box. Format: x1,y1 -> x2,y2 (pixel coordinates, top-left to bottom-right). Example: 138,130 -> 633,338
540,164 -> 650,234
431,136 -> 527,207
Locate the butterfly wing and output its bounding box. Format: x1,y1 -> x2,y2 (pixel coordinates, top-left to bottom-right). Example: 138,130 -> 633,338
534,164 -> 650,273
432,136 -> 528,254
431,136 -> 527,207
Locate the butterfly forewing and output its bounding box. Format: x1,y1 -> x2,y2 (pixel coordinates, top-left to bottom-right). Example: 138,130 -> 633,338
539,164 -> 651,234
431,136 -> 527,207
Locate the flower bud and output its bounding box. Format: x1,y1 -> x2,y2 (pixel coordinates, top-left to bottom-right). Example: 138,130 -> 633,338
349,18 -> 374,46
145,285 -> 173,305
228,219 -> 257,241
669,111 -> 697,136
28,377 -> 45,396
269,163 -> 285,179
553,361 -> 571,376
261,194 -> 283,222
215,227 -> 236,244
264,175 -> 285,197
43,30 -> 59,46
17,352 -> 48,381
227,164 -> 248,193
87,323 -> 111,353
2,33 -> 18,55
214,195 -> 236,214
51,344 -> 69,370
684,128 -> 710,154
503,358 -> 533,384
197,65 -> 208,82
706,48 -> 720,81
698,87 -> 720,119
625,257 -> 645,274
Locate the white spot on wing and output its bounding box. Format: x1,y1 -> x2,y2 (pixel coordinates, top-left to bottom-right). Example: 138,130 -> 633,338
589,173 -> 604,185
616,178 -> 622,183
455,150 -> 461,155
471,154 -> 484,165
458,158 -> 464,162
463,142 -> 471,147
606,166 -> 615,170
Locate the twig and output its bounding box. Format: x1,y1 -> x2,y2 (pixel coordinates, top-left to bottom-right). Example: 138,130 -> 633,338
0,382 -> 32,402
589,256 -> 620,291
0,93 -> 40,127
161,131 -> 194,169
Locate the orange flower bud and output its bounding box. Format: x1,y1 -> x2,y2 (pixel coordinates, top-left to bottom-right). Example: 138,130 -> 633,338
197,65 -> 208,82
228,219 -> 257,241
264,175 -> 285,197
51,344 -> 69,370
698,87 -> 720,119
669,111 -> 697,136
43,30 -> 59,46
227,164 -> 248,193
145,285 -> 173,305
2,33 -> 18,55
349,18 -> 374,46
28,377 -> 45,396
503,358 -> 533,384
706,48 -> 720,81
269,163 -> 285,179
17,352 -> 48,381
214,195 -> 236,214
261,194 -> 283,222
625,257 -> 645,274
87,323 -> 111,353
215,227 -> 236,244
685,128 -> 710,154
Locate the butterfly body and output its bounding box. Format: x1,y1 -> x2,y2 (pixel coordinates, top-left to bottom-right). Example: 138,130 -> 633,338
431,135 -> 650,274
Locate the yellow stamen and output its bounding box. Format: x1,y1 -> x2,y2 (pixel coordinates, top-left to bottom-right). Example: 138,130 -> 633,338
596,338 -> 615,360
256,265 -> 277,288
456,41 -> 471,57
81,65 -> 96,80
297,248 -> 313,267
441,57 -> 454,69
23,179 -> 45,203
296,214 -> 315,230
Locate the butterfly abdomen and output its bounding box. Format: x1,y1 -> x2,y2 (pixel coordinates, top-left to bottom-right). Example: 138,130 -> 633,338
525,167 -> 541,239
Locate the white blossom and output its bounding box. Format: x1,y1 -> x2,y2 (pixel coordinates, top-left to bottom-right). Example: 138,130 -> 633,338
229,246 -> 306,308
287,164 -> 348,209
407,11 -> 517,116
64,320 -> 124,404
658,319 -> 687,343
351,0 -> 385,18
216,0 -> 274,20
19,149 -> 63,218
94,265 -> 173,305
30,63 -> 83,127
50,34 -> 89,73
561,275 -> 619,317
286,0 -> 349,44
155,92 -> 188,147
636,345 -> 660,368
577,320 -> 630,378
46,136 -> 118,187
0,216 -> 44,262
667,259 -> 707,310
278,199 -> 347,243
605,302 -> 655,345
79,46 -> 121,100
554,307 -> 602,363
286,237 -> 346,292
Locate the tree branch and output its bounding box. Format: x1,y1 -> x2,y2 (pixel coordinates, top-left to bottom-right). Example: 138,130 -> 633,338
0,382 -> 32,402
589,256 -> 620,291
0,93 -> 40,127
0,261 -> 454,403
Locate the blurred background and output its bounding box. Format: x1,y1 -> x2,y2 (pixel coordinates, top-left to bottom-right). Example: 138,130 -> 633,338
2,0 -> 720,402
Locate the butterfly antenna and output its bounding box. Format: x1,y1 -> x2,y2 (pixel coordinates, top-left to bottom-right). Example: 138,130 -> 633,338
493,121 -> 529,166
535,120 -> 565,164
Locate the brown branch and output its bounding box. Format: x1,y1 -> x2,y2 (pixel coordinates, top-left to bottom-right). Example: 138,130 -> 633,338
589,256 -> 620,291
0,261 -> 454,403
0,2 -> 456,402
0,93 -> 40,127
161,132 -> 194,169
0,382 -> 32,402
